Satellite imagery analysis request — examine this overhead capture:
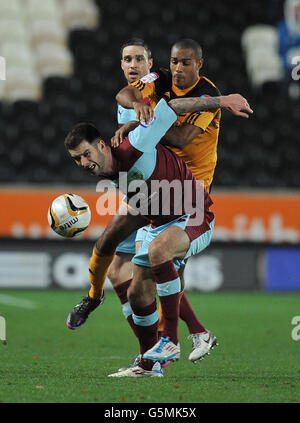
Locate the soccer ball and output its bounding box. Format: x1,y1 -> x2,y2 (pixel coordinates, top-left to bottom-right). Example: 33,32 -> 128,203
48,194 -> 91,238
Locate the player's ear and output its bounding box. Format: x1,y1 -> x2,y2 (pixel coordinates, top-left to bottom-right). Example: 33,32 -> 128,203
148,58 -> 153,70
197,59 -> 204,71
96,139 -> 107,152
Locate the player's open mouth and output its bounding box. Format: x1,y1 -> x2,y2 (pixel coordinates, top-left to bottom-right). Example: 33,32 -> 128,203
87,164 -> 96,173
129,71 -> 139,77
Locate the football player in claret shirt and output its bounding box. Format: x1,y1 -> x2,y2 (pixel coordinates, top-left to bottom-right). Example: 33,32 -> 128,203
67,39 -> 218,368
115,39 -> 223,361
107,39 -> 220,368
64,92 -> 252,377
66,39 -> 253,373
65,99 -> 212,377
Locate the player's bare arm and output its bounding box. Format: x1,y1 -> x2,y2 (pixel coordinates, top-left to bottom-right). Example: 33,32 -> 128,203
168,94 -> 253,118
161,123 -> 203,150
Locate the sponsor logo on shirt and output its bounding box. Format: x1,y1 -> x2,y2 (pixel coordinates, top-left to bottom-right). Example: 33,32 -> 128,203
140,72 -> 159,84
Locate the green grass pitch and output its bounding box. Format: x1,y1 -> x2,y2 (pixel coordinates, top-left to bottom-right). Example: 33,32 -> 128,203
0,289 -> 299,403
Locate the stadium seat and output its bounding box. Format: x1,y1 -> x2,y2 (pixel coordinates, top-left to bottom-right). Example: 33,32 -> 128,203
29,19 -> 67,47
35,43 -> 73,79
62,0 -> 100,30
24,0 -> 61,20
0,41 -> 35,69
0,0 -> 23,19
244,45 -> 284,88
241,24 -> 279,52
250,62 -> 284,88
0,18 -> 29,43
4,66 -> 41,102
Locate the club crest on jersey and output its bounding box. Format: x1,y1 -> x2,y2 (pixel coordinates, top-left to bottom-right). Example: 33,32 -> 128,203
112,168 -> 145,190
127,167 -> 145,183
140,72 -> 159,84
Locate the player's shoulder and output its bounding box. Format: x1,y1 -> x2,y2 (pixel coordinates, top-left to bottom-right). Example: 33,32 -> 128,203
139,67 -> 171,84
194,75 -> 221,96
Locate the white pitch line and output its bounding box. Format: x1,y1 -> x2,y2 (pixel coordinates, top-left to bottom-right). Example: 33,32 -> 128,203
0,294 -> 37,309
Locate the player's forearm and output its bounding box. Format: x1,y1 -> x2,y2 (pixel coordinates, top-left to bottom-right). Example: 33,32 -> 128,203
116,85 -> 143,109
168,97 -> 220,113
169,94 -> 253,118
162,124 -> 203,149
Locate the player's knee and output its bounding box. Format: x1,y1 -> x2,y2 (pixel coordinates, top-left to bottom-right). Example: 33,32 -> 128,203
127,284 -> 139,306
148,239 -> 172,265
107,264 -> 119,286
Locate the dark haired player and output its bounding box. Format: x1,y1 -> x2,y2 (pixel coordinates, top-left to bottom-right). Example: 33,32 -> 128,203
64,92 -> 252,377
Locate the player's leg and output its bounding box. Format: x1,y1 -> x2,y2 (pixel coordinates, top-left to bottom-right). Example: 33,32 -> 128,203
108,265 -> 163,378
142,225 -> 190,361
179,268 -> 217,362
108,251 -> 140,340
178,265 -> 206,334
110,228 -> 150,338
157,264 -> 208,352
108,253 -> 133,288
66,204 -> 148,330
181,219 -> 218,361
143,218 -> 217,362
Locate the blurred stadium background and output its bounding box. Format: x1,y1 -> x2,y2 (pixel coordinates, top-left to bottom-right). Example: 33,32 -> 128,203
0,0 -> 299,294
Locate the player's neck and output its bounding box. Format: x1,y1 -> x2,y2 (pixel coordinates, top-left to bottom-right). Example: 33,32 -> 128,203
172,76 -> 201,95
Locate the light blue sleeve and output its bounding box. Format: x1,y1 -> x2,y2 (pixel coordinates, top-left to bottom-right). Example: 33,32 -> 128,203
117,104 -> 138,125
128,99 -> 177,153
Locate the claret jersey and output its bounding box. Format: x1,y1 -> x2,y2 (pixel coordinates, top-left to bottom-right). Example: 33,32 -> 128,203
101,99 -> 214,232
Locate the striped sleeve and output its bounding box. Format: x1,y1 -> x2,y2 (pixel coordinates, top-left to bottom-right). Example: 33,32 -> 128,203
131,79 -> 155,98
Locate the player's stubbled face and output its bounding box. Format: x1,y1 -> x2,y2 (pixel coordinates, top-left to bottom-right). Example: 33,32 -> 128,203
68,140 -> 113,177
121,45 -> 153,83
170,47 -> 203,90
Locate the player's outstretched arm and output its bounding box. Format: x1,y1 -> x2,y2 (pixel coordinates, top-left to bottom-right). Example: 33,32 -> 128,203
168,94 -> 253,118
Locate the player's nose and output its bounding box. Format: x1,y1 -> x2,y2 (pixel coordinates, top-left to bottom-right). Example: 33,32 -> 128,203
130,58 -> 139,67
175,61 -> 183,71
80,156 -> 90,167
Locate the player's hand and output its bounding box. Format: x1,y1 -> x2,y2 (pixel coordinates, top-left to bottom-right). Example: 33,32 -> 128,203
111,127 -> 126,148
110,121 -> 140,148
133,101 -> 154,124
220,94 -> 253,118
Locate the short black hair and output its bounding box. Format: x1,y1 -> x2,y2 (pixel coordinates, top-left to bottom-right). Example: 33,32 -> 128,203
120,37 -> 152,59
172,38 -> 203,60
64,122 -> 102,150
